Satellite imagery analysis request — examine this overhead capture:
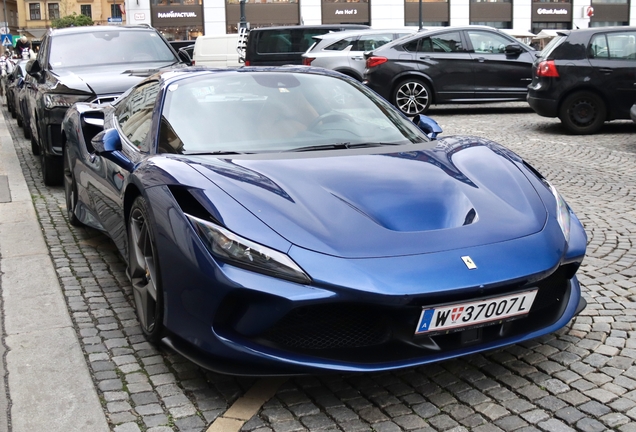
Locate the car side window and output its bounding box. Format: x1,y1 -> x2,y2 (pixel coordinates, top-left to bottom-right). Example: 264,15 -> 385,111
256,31 -> 293,54
403,38 -> 419,52
467,31 -> 511,54
116,81 -> 160,151
593,32 -> 636,60
353,34 -> 394,51
418,32 -> 464,53
325,37 -> 356,51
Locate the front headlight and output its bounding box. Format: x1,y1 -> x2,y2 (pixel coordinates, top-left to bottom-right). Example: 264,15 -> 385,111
548,183 -> 571,243
44,93 -> 90,109
186,214 -> 311,284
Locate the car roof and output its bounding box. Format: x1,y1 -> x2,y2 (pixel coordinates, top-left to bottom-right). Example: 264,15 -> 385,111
48,24 -> 155,36
151,65 -> 349,87
558,26 -> 636,36
248,24 -> 369,32
314,28 -> 418,40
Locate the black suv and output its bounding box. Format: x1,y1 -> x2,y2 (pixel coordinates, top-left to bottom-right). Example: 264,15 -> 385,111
25,25 -> 186,185
528,27 -> 636,134
363,26 -> 536,116
244,24 -> 369,66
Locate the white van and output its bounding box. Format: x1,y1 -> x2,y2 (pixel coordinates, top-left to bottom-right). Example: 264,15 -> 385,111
193,34 -> 241,68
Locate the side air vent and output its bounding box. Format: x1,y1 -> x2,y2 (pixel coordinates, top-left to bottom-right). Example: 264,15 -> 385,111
167,186 -> 221,225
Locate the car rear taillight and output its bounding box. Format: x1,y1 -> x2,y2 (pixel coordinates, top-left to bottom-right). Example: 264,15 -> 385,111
302,57 -> 315,66
245,60 -> 250,66
366,56 -> 388,68
536,60 -> 559,78
191,60 -> 195,65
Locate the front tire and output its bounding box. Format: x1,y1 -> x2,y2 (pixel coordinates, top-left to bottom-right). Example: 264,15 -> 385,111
63,145 -> 82,226
559,91 -> 606,135
128,196 -> 164,343
393,78 -> 432,116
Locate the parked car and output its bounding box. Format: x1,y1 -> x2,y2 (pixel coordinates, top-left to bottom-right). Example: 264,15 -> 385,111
5,60 -> 27,119
364,26 -> 537,116
528,27 -> 636,134
244,24 -> 369,66
62,66 -> 586,374
192,33 -> 241,68
302,28 -> 417,81
168,40 -> 195,63
24,25 -> 186,186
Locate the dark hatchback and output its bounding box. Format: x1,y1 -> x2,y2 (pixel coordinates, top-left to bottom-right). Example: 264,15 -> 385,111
363,26 -> 536,116
24,25 -> 186,185
528,27 -> 636,134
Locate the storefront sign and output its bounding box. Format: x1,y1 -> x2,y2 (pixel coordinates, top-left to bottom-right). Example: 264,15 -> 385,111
134,13 -> 145,20
152,5 -> 203,26
334,9 -> 358,15
537,8 -> 567,15
322,2 -> 369,24
532,3 -> 571,21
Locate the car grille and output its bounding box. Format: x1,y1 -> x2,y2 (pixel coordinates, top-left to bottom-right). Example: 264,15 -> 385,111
221,265 -> 575,363
262,305 -> 391,350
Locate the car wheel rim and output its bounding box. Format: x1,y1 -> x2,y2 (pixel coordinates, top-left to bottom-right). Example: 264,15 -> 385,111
569,99 -> 596,126
129,208 -> 158,333
396,82 -> 428,115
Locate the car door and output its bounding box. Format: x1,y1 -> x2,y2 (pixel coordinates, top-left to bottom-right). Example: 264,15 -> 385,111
413,31 -> 474,101
588,31 -> 636,119
85,81 -> 160,246
465,30 -> 534,100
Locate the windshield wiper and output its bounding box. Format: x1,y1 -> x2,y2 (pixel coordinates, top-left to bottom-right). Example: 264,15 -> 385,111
287,142 -> 400,152
185,151 -> 250,156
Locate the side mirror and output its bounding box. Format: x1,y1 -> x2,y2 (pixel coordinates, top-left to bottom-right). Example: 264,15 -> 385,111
91,128 -> 135,171
413,114 -> 442,140
91,128 -> 122,154
26,59 -> 41,76
504,44 -> 523,57
177,47 -> 192,66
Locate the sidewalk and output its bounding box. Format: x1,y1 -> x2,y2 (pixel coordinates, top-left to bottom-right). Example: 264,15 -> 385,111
0,110 -> 109,431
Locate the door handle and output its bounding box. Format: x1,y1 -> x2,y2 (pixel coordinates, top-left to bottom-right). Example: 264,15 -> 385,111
351,56 -> 364,61
474,57 -> 485,62
598,68 -> 613,74
419,56 -> 431,60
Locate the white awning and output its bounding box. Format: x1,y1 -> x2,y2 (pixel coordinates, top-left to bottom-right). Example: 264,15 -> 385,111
501,29 -> 536,38
23,28 -> 47,40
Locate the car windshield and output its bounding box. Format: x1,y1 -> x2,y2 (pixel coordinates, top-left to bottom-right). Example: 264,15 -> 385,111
159,71 -> 428,155
49,30 -> 177,69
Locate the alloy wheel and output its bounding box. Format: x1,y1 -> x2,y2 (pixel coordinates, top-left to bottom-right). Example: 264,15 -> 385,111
395,81 -> 430,115
129,203 -> 160,338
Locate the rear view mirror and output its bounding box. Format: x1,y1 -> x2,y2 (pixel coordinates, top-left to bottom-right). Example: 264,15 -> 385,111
91,128 -> 122,154
26,59 -> 41,76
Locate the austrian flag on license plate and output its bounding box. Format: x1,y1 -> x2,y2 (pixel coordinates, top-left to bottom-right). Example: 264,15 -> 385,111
415,290 -> 538,335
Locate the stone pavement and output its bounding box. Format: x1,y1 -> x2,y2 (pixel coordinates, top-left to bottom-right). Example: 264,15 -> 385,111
1,101 -> 636,432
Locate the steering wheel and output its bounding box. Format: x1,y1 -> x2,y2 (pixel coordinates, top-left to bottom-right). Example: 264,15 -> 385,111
307,112 -> 356,131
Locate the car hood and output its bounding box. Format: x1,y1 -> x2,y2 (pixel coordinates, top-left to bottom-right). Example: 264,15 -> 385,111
187,137 -> 548,258
51,61 -> 175,95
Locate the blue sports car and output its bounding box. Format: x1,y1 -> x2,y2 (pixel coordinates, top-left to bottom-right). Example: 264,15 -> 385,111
62,67 -> 587,375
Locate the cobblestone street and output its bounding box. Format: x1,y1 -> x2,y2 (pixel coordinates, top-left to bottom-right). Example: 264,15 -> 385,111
5,102 -> 636,432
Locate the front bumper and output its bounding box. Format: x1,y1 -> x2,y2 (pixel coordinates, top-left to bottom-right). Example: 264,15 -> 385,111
146,185 -> 587,375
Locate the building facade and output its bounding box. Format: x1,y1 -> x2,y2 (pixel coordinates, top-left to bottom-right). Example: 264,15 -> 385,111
16,0 -> 121,39
14,0 -> 636,42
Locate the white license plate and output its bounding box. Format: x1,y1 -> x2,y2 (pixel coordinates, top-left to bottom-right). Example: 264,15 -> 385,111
415,289 -> 538,335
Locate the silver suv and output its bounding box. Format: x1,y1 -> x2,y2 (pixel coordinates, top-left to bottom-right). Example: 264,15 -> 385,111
302,29 -> 417,81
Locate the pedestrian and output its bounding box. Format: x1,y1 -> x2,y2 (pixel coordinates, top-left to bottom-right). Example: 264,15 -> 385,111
14,36 -> 31,60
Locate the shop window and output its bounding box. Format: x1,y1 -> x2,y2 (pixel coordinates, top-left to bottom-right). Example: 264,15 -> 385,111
470,21 -> 511,28
591,21 -> 629,26
29,3 -> 41,20
531,22 -> 570,34
80,4 -> 92,17
48,3 -> 59,20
